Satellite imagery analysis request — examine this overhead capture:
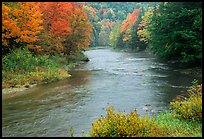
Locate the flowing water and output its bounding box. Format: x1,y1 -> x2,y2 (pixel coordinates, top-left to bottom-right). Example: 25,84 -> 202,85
2,48 -> 202,137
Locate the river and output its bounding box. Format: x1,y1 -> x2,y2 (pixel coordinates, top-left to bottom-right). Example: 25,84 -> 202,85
2,48 -> 202,137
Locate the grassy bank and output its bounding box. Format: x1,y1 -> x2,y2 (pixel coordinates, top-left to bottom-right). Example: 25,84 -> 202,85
156,112 -> 202,137
2,48 -> 89,93
88,84 -> 202,137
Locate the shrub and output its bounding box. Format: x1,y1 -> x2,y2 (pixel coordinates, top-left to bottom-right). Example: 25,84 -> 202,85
89,106 -> 167,137
170,84 -> 202,122
2,48 -> 61,72
3,48 -> 33,71
2,67 -> 70,89
2,48 -> 70,88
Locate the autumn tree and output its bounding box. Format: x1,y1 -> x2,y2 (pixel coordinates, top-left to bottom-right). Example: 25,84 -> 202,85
120,9 -> 142,33
130,8 -> 147,50
83,5 -> 99,47
120,8 -> 145,49
63,3 -> 93,56
2,3 -> 19,54
40,2 -> 73,36
137,7 -> 153,45
2,2 -> 43,55
12,3 -> 43,44
39,2 -> 93,56
38,2 -> 71,55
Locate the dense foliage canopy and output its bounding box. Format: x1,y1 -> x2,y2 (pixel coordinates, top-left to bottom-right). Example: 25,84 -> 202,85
2,2 -> 92,57
2,2 -> 202,65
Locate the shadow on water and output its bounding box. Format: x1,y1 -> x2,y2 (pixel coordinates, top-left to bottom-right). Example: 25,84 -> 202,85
2,48 -> 202,137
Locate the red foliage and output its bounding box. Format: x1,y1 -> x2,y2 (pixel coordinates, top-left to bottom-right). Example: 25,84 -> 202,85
39,2 -> 73,36
121,8 -> 142,33
39,2 -> 93,55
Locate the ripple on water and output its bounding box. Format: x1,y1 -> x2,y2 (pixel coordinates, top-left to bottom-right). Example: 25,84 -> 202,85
2,49 -> 202,137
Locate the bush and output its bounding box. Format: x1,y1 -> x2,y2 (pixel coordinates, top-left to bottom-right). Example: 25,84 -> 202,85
2,48 -> 61,72
170,83 -> 202,122
2,67 -> 70,89
88,82 -> 202,137
89,106 -> 167,137
3,48 -> 33,71
2,48 -> 70,89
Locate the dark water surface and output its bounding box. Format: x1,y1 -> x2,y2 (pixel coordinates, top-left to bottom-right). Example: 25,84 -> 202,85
2,48 -> 202,137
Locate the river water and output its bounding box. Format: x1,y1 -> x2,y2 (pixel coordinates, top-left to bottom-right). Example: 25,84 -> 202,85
2,48 -> 202,137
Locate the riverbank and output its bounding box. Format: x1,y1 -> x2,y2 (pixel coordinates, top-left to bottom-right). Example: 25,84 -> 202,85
88,108 -> 202,137
2,49 -> 89,94
89,84 -> 202,137
86,46 -> 109,50
2,48 -> 202,137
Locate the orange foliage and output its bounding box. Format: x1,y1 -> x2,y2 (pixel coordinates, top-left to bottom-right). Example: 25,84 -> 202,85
121,8 -> 142,42
39,2 -> 73,36
2,2 -> 43,49
121,8 -> 142,33
2,3 -> 19,46
101,20 -> 115,29
137,8 -> 153,44
13,2 -> 43,44
39,2 -> 93,55
2,2 -> 93,56
65,3 -> 93,50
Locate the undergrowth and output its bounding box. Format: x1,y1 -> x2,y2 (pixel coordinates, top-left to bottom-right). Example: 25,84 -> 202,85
88,83 -> 202,137
2,48 -> 72,89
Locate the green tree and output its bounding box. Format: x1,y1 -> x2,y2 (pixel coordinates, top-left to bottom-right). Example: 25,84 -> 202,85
149,2 -> 202,65
110,20 -> 122,48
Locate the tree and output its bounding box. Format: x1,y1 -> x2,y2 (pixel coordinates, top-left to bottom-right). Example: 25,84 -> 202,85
63,3 -> 93,55
2,3 -> 19,54
98,24 -> 111,46
12,2 -> 43,44
2,2 -> 43,54
149,2 -> 202,64
137,7 -> 153,45
39,2 -> 93,56
129,9 -> 146,51
38,2 -> 73,55
120,8 -> 143,48
39,2 -> 73,36
83,5 -> 99,47
110,20 -> 122,47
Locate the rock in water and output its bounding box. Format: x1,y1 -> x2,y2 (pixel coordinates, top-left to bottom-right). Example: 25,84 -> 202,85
83,58 -> 90,62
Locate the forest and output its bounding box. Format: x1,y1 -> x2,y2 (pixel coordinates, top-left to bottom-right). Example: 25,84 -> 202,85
85,2 -> 202,65
2,2 -> 202,137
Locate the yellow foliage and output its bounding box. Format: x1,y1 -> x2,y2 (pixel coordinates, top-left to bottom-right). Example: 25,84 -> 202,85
170,84 -> 202,121
137,7 -> 153,44
89,106 -> 167,137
